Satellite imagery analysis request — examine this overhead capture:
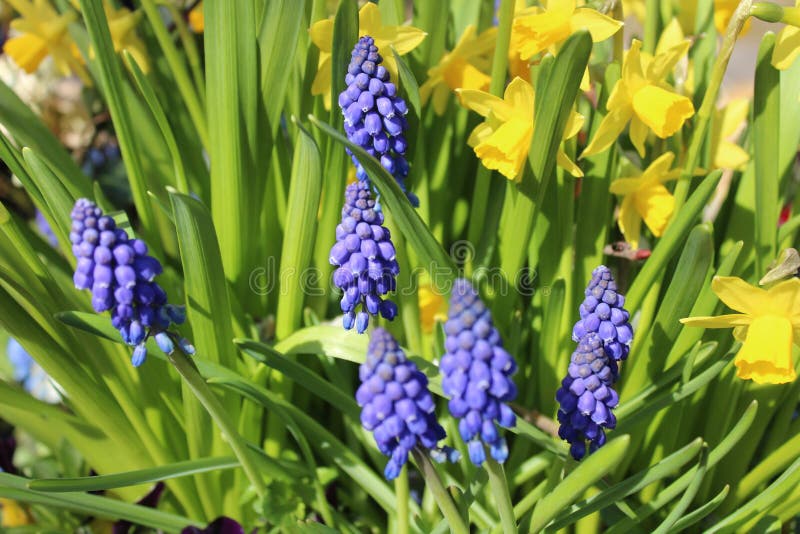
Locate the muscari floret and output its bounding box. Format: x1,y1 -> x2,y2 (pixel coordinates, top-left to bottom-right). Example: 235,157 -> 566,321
572,265 -> 633,361
356,327 -> 456,480
556,332 -> 620,460
338,35 -> 418,206
441,278 -> 517,465
70,199 -> 194,366
330,182 -> 398,333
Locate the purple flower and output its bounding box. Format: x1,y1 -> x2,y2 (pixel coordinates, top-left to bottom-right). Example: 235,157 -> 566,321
356,328 -> 454,480
556,333 -> 620,460
70,199 -> 193,366
572,265 -> 633,361
339,35 -> 417,206
441,279 -> 517,465
181,517 -> 246,534
330,182 -> 398,333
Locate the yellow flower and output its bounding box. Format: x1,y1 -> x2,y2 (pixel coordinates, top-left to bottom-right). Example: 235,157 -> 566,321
511,0 -> 622,60
2,0 -> 86,78
772,2 -> 800,70
1,498 -> 32,527
419,25 -> 496,116
419,283 -> 446,334
458,76 -> 585,180
609,152 -> 680,249
711,98 -> 749,170
681,276 -> 800,384
189,1 -> 204,33
103,3 -> 149,73
714,0 -> 751,36
582,39 -> 695,158
621,0 -> 645,22
309,3 -> 426,109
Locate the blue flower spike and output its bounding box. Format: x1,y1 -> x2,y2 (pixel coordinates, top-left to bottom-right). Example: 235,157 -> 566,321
572,265 -> 633,361
338,35 -> 418,206
70,199 -> 194,366
330,182 -> 399,333
356,327 -> 456,480
441,278 -> 518,466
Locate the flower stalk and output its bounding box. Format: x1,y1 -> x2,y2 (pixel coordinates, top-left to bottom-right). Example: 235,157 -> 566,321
411,448 -> 469,534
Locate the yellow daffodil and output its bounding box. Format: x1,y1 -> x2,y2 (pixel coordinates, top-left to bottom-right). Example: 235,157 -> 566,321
714,0 -> 751,36
582,39 -> 695,158
3,0 -> 87,79
711,98 -> 749,170
772,1 -> 800,70
609,152 -> 680,249
309,3 -> 426,109
419,25 -> 496,115
189,1 -> 204,33
681,276 -> 800,384
676,0 -> 697,35
458,76 -> 584,180
419,283 -> 446,334
0,498 -> 32,527
621,0 -> 645,22
103,3 -> 149,73
511,0 -> 622,60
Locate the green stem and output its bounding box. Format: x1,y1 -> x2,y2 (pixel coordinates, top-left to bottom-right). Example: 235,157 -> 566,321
396,465 -> 410,534
168,349 -> 267,500
672,0 -> 753,212
643,0 -> 661,54
411,448 -> 469,534
486,459 -> 517,534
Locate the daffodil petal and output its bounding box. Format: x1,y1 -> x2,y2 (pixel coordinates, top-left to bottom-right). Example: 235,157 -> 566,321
643,151 -> 677,181
772,26 -> 800,70
647,41 -> 690,82
735,315 -> 797,384
547,0 -> 577,12
467,122 -> 495,148
714,141 -> 750,170
311,54 -> 332,97
628,116 -> 649,157
632,85 -> 694,138
457,88 -> 508,119
609,177 -> 643,195
634,183 -> 674,237
581,105 -> 632,157
504,77 -> 535,115
3,33 -> 49,73
655,18 -> 685,57
443,58 -> 491,92
765,277 -> 800,322
309,18 -> 334,52
618,194 -> 642,249
711,276 -> 769,316
570,8 -> 623,42
358,2 -> 383,36
556,148 -> 583,177
432,84 -> 450,115
380,26 -> 428,55
679,314 -> 753,328
564,110 -> 585,140
474,117 -> 532,180
622,39 -> 645,84
719,98 -> 750,137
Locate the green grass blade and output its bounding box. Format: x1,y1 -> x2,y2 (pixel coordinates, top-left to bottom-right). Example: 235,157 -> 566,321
670,485 -> 730,533
651,445 -> 708,534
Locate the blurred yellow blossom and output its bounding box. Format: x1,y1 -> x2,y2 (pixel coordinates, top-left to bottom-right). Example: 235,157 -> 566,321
711,98 -> 749,170
0,498 -> 32,527
714,0 -> 751,36
419,283 -> 446,334
458,76 -> 584,180
609,152 -> 681,249
772,1 -> 800,70
309,2 -> 426,109
102,3 -> 149,73
621,0 -> 645,22
3,0 -> 87,79
681,276 -> 800,384
189,1 -> 204,33
582,39 -> 695,158
511,0 -> 622,60
420,25 -> 496,116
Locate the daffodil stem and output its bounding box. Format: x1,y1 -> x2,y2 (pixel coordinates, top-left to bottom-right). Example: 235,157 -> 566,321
168,349 -> 267,500
643,0 -> 661,54
396,465 -> 410,534
486,459 -> 517,534
673,0 -> 753,213
412,448 -> 469,534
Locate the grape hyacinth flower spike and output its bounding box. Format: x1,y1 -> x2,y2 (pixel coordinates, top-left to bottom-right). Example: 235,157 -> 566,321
356,328 -> 457,480
441,278 -> 517,465
330,181 -> 399,333
70,199 -> 194,367
338,35 -> 418,206
556,333 -> 620,460
572,265 -> 633,361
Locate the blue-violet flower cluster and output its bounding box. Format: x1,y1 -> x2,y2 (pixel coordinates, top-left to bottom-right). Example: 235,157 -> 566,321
356,328 -> 449,480
338,35 -> 417,206
556,333 -> 620,460
572,265 -> 633,361
70,199 -> 193,366
441,279 -> 517,465
330,182 -> 398,333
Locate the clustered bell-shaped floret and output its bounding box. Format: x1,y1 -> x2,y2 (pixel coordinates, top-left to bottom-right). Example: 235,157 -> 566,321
330,182 -> 399,333
572,265 -> 633,361
70,199 -> 194,366
356,328 -> 453,480
338,35 -> 417,206
556,333 -> 620,460
441,279 -> 517,465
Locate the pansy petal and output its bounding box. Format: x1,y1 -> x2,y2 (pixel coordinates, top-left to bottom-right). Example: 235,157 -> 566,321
711,276 -> 769,316
772,26 -> 800,70
679,314 -> 753,328
570,8 -> 623,42
735,315 -> 796,384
